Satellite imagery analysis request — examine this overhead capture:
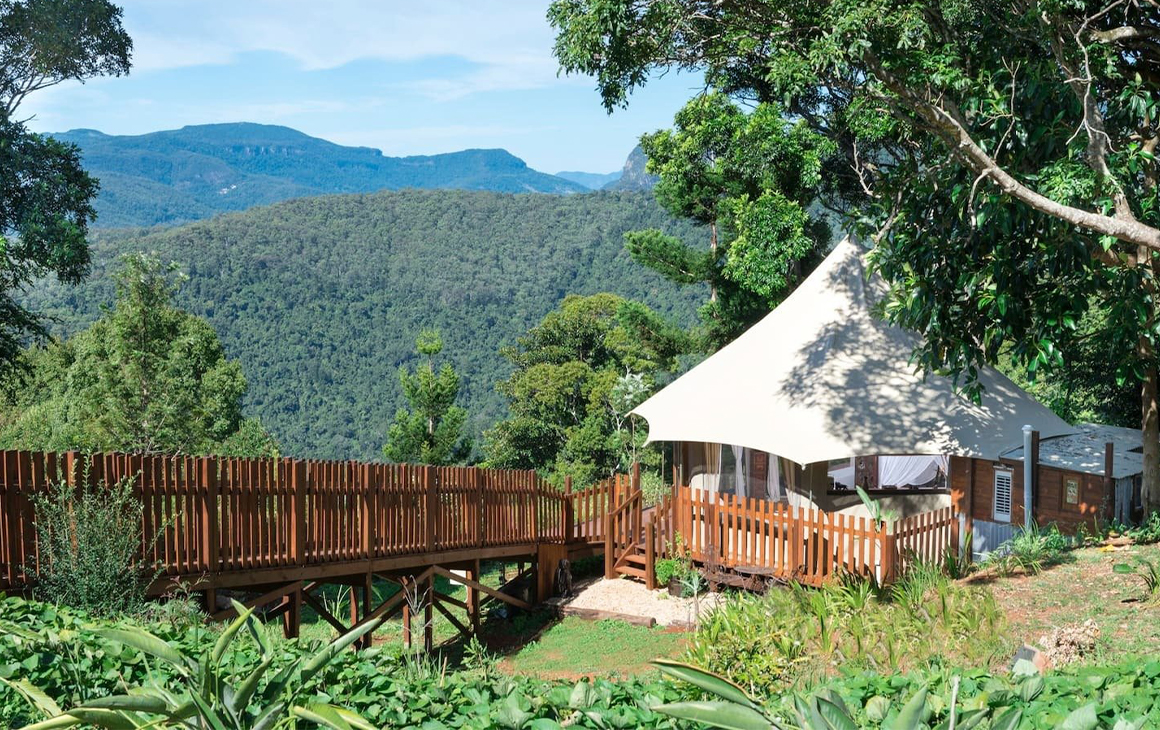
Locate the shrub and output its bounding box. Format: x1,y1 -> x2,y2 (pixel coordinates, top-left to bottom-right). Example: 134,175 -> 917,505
685,572 -> 1005,694
983,522 -> 1072,576
654,659 -> 1160,730
640,470 -> 669,506
29,462 -> 154,617
654,558 -> 680,586
1126,512 -> 1160,545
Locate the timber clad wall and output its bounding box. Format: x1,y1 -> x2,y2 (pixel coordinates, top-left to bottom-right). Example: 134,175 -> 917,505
950,454 -> 1111,534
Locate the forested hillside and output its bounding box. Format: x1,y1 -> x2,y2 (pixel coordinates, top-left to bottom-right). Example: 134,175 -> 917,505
23,189 -> 705,460
54,123 -> 588,228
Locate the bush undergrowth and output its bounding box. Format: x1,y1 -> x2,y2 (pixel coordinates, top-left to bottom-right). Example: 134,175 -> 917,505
686,566 -> 1006,697
29,463 -> 155,617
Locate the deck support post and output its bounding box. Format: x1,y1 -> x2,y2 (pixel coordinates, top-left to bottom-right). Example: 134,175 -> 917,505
604,511 -> 615,579
423,570 -> 434,652
466,559 -> 480,632
402,583 -> 413,648
281,586 -> 301,639
563,476 -> 574,543
645,521 -> 656,590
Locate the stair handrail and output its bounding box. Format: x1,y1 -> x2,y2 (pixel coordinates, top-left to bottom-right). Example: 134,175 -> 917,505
604,486 -> 642,578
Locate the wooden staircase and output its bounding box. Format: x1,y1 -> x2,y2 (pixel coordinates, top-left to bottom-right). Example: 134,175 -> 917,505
603,466 -> 677,589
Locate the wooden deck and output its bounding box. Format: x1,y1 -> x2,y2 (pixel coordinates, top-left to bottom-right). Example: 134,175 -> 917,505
2,450 -> 957,649
0,450 -> 608,649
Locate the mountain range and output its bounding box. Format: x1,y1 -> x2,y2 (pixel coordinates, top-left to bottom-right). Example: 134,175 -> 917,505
24,189 -> 704,460
54,123 -> 623,228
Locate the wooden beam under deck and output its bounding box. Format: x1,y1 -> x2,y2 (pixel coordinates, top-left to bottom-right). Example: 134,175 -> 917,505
147,543 -> 541,596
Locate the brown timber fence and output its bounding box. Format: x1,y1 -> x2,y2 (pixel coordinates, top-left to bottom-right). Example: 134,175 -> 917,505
644,487 -> 956,586
1,450 -> 958,595
0,450 -> 569,593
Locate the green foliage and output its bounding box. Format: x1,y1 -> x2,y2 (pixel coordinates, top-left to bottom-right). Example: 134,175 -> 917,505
13,599 -> 381,730
548,0 -> 1160,509
19,189 -> 705,459
0,596 -> 690,730
28,462 -> 151,617
686,574 -> 1004,696
1114,559 -> 1160,600
1,253 -> 278,456
623,92 -> 836,349
983,523 -> 1073,577
656,657 -> 1160,730
0,0 -> 131,383
53,124 -> 590,228
383,330 -> 472,465
1118,512 -> 1160,545
485,292 -> 689,484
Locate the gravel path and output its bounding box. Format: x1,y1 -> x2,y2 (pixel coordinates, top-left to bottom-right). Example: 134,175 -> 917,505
549,577 -> 723,627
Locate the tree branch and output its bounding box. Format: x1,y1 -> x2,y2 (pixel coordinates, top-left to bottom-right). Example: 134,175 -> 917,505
865,54 -> 1160,252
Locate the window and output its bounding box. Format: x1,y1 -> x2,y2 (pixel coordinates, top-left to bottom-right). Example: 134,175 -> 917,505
993,469 -> 1013,523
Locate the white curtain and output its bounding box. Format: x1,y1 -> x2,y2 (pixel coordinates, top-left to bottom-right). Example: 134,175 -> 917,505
878,455 -> 947,488
731,444 -> 747,498
767,454 -> 784,501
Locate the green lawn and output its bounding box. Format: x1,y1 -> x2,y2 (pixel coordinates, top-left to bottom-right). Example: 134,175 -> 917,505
497,617 -> 687,679
259,557 -> 685,678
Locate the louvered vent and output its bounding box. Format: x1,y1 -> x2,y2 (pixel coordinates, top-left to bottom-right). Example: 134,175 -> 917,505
993,470 -> 1013,523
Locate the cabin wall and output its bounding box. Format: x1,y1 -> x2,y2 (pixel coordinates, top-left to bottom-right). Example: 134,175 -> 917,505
960,456 -> 1111,534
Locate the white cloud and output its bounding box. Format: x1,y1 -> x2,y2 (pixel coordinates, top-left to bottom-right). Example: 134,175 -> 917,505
121,1 -> 565,95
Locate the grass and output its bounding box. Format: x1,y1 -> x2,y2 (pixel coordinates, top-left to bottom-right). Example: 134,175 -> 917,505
979,540 -> 1160,663
250,557 -> 682,679
496,617 -> 687,679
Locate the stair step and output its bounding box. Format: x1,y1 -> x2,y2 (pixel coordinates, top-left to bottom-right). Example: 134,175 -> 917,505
616,566 -> 647,579
622,553 -> 647,565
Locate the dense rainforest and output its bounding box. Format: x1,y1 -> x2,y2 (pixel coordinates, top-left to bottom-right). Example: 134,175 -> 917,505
19,189 -> 705,460
54,123 -> 592,228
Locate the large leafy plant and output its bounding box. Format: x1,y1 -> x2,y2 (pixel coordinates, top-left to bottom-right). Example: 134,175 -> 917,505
8,599 -> 380,730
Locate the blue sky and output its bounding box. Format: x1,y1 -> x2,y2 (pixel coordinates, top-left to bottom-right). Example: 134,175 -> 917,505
22,1 -> 702,174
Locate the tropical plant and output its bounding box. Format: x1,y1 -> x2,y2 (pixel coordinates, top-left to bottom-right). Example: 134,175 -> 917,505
984,522 -> 1072,577
9,599 -> 381,730
28,460 -> 153,617
685,573 -> 1004,693
652,659 -> 1148,730
1114,559 -> 1160,600
653,659 -> 932,730
855,485 -> 898,528
1125,512 -> 1160,545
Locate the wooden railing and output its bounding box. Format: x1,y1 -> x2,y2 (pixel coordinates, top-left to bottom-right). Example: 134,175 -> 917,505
666,487 -> 955,586
0,450 -> 570,591
891,506 -> 956,574
566,473 -> 625,544
604,488 -> 643,578
643,492 -> 676,589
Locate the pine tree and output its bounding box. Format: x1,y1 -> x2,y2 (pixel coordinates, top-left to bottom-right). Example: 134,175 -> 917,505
382,331 -> 471,465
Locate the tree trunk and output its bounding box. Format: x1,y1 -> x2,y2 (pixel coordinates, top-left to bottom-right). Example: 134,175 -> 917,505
1143,363 -> 1160,518
709,222 -> 718,303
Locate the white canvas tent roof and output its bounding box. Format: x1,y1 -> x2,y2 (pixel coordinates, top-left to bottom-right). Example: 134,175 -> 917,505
631,238 -> 1074,465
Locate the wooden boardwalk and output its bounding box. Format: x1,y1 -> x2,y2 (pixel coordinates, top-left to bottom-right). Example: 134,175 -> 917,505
0,450 -> 615,649
2,450 -> 956,648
